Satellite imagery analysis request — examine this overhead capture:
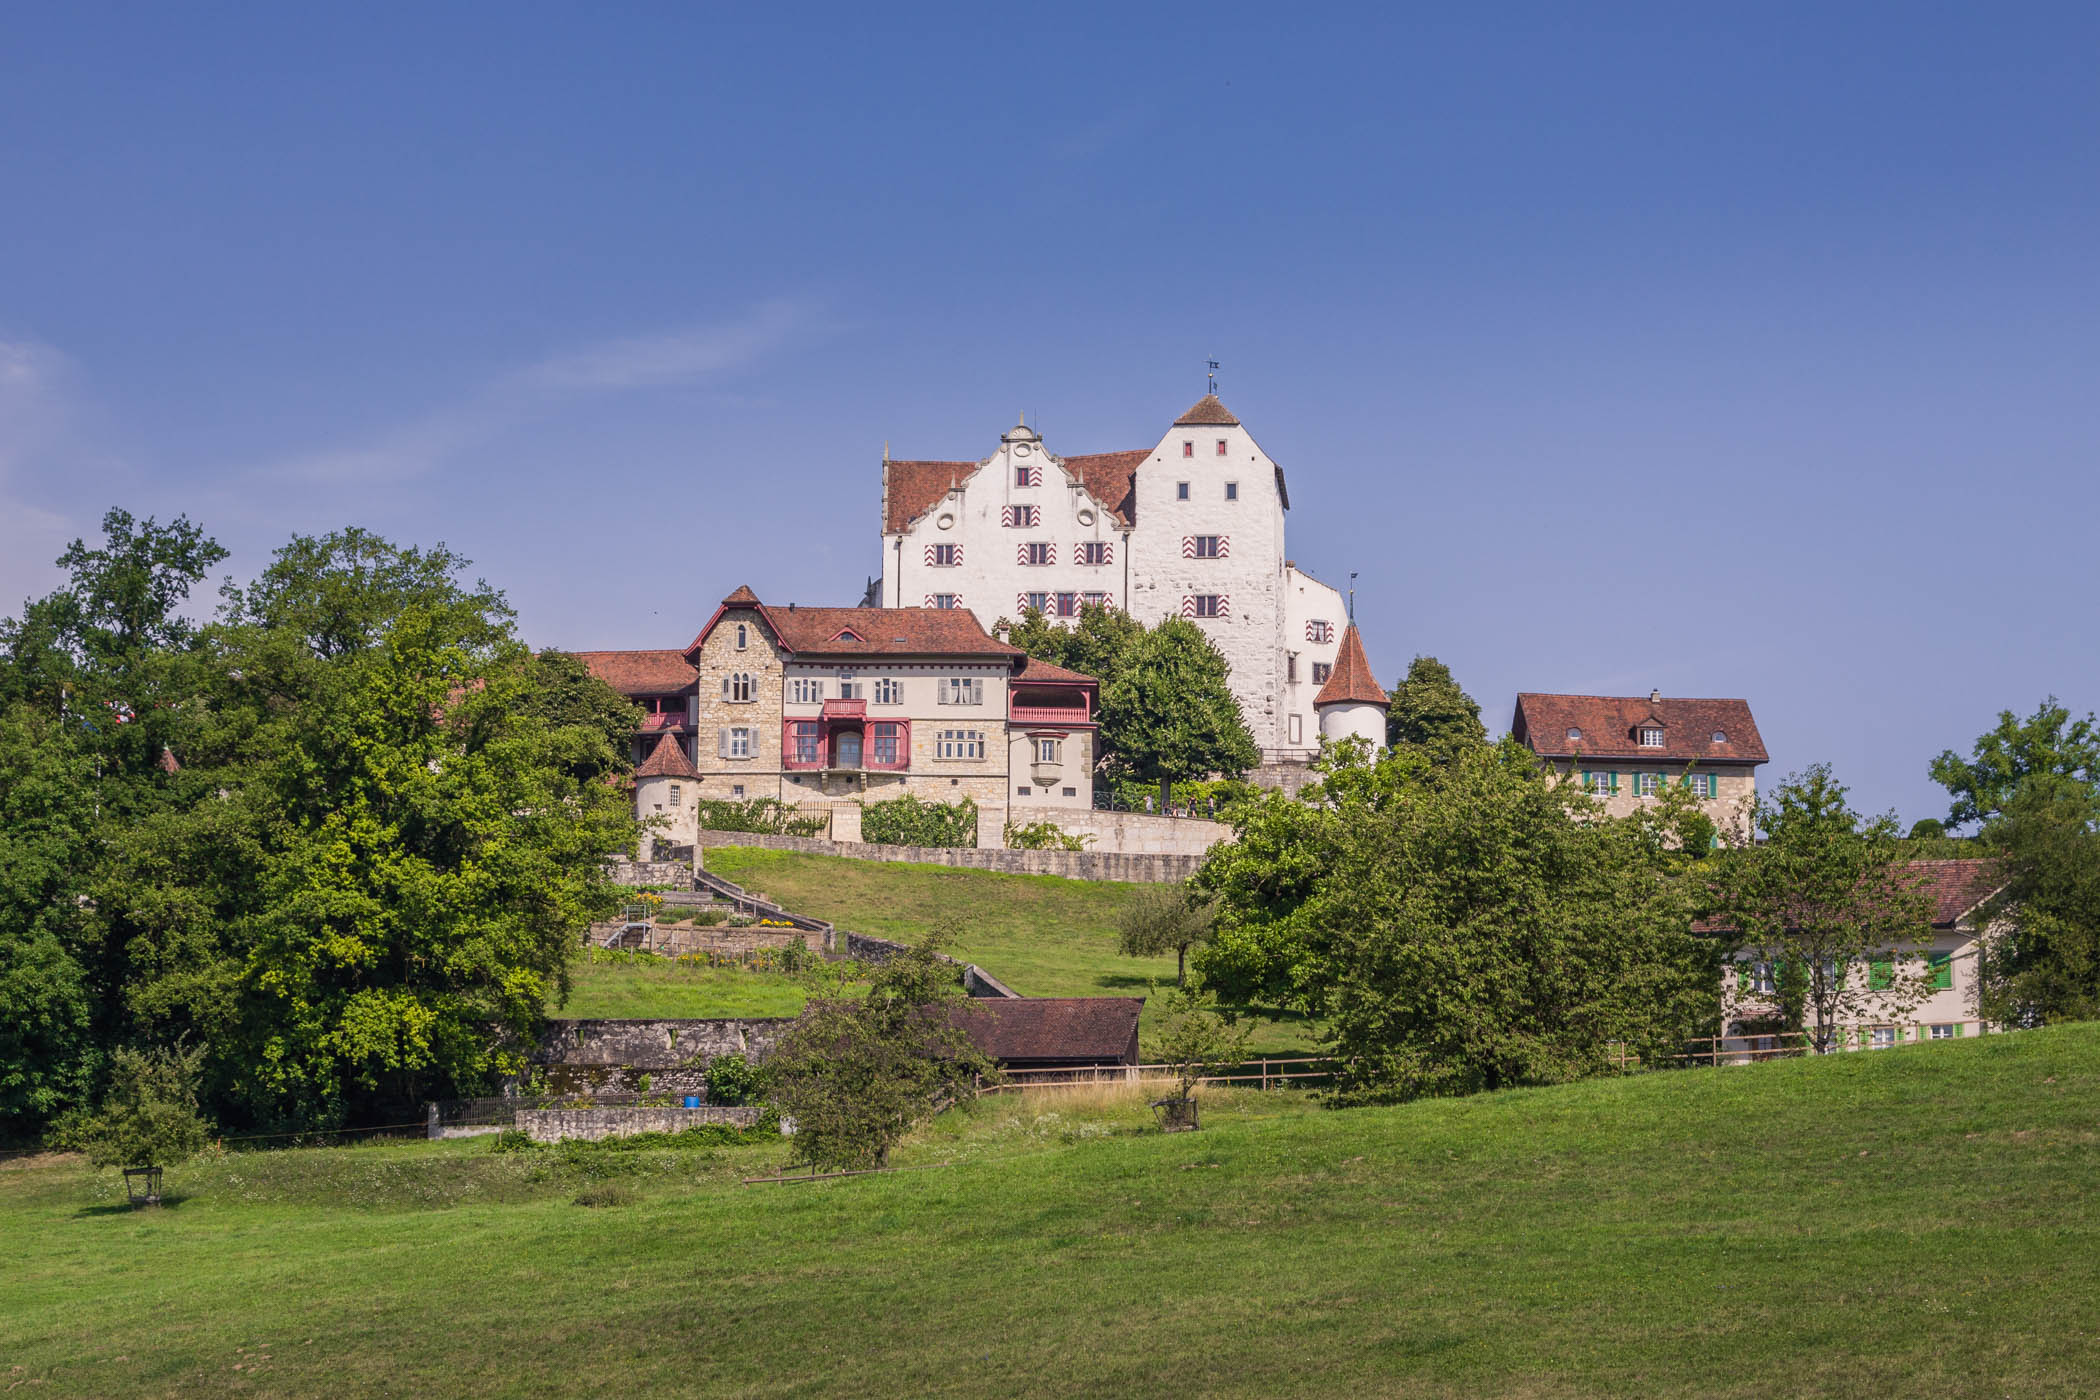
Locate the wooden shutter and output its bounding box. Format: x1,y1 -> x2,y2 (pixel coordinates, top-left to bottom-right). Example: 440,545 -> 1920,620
717,729 -> 728,758
1869,958 -> 1892,990
1930,952 -> 1952,989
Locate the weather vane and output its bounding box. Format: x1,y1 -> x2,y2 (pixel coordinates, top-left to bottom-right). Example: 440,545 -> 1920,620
1206,359 -> 1219,396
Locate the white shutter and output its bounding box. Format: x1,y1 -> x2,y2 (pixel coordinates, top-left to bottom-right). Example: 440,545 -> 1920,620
717,729 -> 728,758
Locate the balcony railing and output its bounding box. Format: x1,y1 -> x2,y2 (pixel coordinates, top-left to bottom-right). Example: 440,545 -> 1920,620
1011,704 -> 1090,724
638,712 -> 689,730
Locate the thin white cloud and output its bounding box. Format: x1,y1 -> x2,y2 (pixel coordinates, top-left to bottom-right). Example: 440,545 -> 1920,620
267,299 -> 817,486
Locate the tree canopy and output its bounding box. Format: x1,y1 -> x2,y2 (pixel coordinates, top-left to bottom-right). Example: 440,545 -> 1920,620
1929,698 -> 2100,832
1384,655 -> 1486,761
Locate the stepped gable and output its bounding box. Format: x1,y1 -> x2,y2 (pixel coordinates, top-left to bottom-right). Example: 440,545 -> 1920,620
1313,624 -> 1387,708
958,996 -> 1143,1067
573,649 -> 699,695
1173,393 -> 1241,427
1513,693 -> 1768,764
635,731 -> 698,780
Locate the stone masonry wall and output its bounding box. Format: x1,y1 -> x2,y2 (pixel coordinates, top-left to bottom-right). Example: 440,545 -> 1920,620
1006,804 -> 1230,858
537,1017 -> 795,1072
690,829 -> 1204,882
517,1105 -> 763,1143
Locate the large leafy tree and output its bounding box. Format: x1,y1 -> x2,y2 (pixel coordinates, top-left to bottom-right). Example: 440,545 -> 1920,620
1100,617 -> 1259,806
1929,698 -> 2100,832
1972,780 -> 2100,1026
1385,654 -> 1486,760
1003,603 -> 1150,779
1706,765 -> 1938,1052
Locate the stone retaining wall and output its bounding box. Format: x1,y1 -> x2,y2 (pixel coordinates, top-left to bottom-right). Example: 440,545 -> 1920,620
1007,805 -> 1230,858
607,859 -> 694,888
690,829 -> 1204,883
516,1105 -> 764,1143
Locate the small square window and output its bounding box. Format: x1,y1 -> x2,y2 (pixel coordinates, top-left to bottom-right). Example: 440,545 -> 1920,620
1062,787 -> 1076,797
1017,786 -> 1031,796
1215,439 -> 1228,456
731,784 -> 744,797
1182,441 -> 1194,458
1176,481 -> 1190,500
1312,662 -> 1331,684
1191,594 -> 1223,618
1929,1023 -> 1956,1040
1225,481 -> 1238,500
1870,1027 -> 1897,1049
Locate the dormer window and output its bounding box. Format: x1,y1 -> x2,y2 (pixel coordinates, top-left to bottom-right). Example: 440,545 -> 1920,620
1639,727 -> 1665,747
1566,727 -> 1582,743
1711,730 -> 1727,744
831,628 -> 864,643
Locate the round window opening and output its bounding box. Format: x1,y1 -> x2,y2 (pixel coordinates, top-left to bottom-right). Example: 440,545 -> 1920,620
1013,443 -> 1032,457
937,513 -> 955,530
1711,731 -> 1726,743
1077,509 -> 1095,527
1565,727 -> 1581,742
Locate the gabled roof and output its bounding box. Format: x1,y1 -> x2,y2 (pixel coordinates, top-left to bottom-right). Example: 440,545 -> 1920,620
1061,449 -> 1146,527
882,447 -> 1148,534
1015,656 -> 1101,687
687,588 -> 1025,661
1512,693 -> 1769,764
1314,624 -> 1387,708
635,732 -> 698,780
1174,394 -> 1241,427
573,649 -> 700,696
1910,859 -> 2007,928
960,997 -> 1143,1065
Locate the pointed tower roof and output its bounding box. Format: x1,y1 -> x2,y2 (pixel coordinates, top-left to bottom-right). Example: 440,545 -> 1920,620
1173,394 -> 1241,427
1314,624 -> 1388,708
720,584 -> 761,606
635,732 -> 699,780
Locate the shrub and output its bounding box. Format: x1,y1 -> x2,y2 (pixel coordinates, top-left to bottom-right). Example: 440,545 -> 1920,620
704,1053 -> 764,1107
1003,819 -> 1091,851
862,794 -> 977,848
693,798 -> 828,837
81,1045 -> 211,1170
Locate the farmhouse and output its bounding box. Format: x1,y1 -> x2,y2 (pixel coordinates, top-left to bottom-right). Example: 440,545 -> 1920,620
1510,690 -> 1767,836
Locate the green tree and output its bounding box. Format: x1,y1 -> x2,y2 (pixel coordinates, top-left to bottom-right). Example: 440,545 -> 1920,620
1707,765 -> 1939,1052
764,926 -> 995,1170
1298,742 -> 1716,1102
1972,780 -> 2100,1026
1929,698 -> 2100,832
519,650 -> 643,783
1385,655 -> 1485,761
1002,602 -> 1145,687
218,526 -> 511,661
1150,984 -> 1251,1110
1115,882 -> 1219,987
81,1044 -> 210,1170
1101,617 -> 1258,807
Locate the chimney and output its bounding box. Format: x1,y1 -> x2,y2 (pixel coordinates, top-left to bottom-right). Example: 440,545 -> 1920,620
1649,688 -> 1661,705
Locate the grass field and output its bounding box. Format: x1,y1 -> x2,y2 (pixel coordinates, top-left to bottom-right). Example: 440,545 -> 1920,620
5,1024 -> 2097,1397
553,949 -> 819,1020
699,847 -> 1320,1054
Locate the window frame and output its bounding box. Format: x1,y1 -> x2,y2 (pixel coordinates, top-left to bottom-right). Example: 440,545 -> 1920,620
936,727 -> 986,760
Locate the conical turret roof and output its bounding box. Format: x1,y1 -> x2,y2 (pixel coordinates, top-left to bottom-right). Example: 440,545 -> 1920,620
1314,624 -> 1388,708
636,731 -> 699,779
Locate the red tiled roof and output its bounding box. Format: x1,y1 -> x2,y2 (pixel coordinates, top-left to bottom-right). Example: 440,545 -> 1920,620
573,649 -> 699,696
1909,859 -> 2006,927
883,448 -> 1149,533
1062,449 -> 1146,527
1015,656 -> 1100,686
687,590 -> 1025,660
721,585 -> 760,606
1314,624 -> 1387,708
1174,394 -> 1241,427
960,997 -> 1143,1065
635,732 -> 698,779
1512,693 -> 1768,764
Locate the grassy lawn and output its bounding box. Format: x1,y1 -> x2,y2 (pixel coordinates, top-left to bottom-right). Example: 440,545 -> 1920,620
553,949 -> 817,1020
700,847 -> 1320,1054
6,1024 -> 2098,1397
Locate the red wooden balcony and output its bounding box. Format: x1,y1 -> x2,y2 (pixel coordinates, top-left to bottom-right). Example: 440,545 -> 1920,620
638,712 -> 689,730
1010,703 -> 1090,725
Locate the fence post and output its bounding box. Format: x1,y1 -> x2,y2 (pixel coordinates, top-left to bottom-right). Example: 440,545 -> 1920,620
426,1102 -> 440,1140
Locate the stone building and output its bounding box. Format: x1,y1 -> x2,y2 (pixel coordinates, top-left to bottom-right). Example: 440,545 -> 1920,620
877,394 -> 1351,758
579,586 -> 1099,847
1509,690 -> 1767,835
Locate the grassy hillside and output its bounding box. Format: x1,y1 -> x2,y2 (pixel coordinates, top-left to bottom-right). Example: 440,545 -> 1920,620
698,847 -> 1319,1054
6,1025 -> 2098,1397
553,951 -> 815,1020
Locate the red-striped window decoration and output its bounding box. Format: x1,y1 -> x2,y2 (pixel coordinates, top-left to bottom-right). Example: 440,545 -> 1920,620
925,593 -> 960,609
1018,542 -> 1054,566
1183,535 -> 1228,559
1305,619 -> 1334,643
1184,595 -> 1229,619
1002,505 -> 1039,528
1083,590 -> 1113,608
1075,541 -> 1112,565
1014,463 -> 1043,487
1018,591 -> 1052,614
926,543 -> 961,567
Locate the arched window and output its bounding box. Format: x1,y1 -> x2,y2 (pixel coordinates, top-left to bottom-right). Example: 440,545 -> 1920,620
735,623 -> 748,650
722,673 -> 755,703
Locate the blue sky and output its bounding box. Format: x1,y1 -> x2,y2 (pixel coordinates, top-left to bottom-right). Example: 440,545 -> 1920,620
3,4 -> 2095,825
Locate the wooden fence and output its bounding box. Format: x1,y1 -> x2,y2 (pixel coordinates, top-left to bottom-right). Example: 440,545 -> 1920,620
981,1056 -> 1340,1093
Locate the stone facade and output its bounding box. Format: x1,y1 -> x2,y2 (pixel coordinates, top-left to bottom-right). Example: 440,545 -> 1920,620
1005,805 -> 1230,858
516,1105 -> 764,1143
690,828 -> 1207,882
879,396 -> 1350,754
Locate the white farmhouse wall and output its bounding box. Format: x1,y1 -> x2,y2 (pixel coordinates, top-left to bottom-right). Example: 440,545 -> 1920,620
1282,565 -> 1346,752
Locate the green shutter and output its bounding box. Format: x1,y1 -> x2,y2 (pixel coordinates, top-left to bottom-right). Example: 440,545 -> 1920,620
1929,952 -> 1952,989
1609,771 -> 1619,794
1869,958 -> 1892,990
1953,1022 -> 1964,1037
1736,961 -> 1749,992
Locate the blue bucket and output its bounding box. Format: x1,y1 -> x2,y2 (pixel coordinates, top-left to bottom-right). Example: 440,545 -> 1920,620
682,1094 -> 701,1108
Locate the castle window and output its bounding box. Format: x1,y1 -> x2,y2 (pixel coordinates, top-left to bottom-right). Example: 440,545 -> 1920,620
1055,592 -> 1079,618
1225,481 -> 1238,500
931,593 -> 958,609
788,721 -> 820,766
723,672 -> 755,703
1083,591 -> 1108,606
1182,441 -> 1194,458
870,722 -> 904,767
1640,727 -> 1665,747
731,784 -> 744,797
874,678 -> 902,705
1305,619 -> 1333,643
836,677 -> 863,700
1189,595 -> 1225,619
735,623 -> 748,650
1076,540 -> 1112,566
669,784 -> 681,806
721,727 -> 752,759
1215,439 -> 1228,456
1189,535 -> 1224,559
1003,505 -> 1039,528
1635,772 -> 1662,796
1023,591 -> 1050,613
929,543 -> 959,567
1177,481 -> 1190,500
1312,662 -> 1331,684
1021,541 -> 1053,566
1286,653 -> 1298,682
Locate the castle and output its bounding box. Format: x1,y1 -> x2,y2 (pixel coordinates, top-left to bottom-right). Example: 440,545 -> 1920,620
878,394 -> 1358,758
